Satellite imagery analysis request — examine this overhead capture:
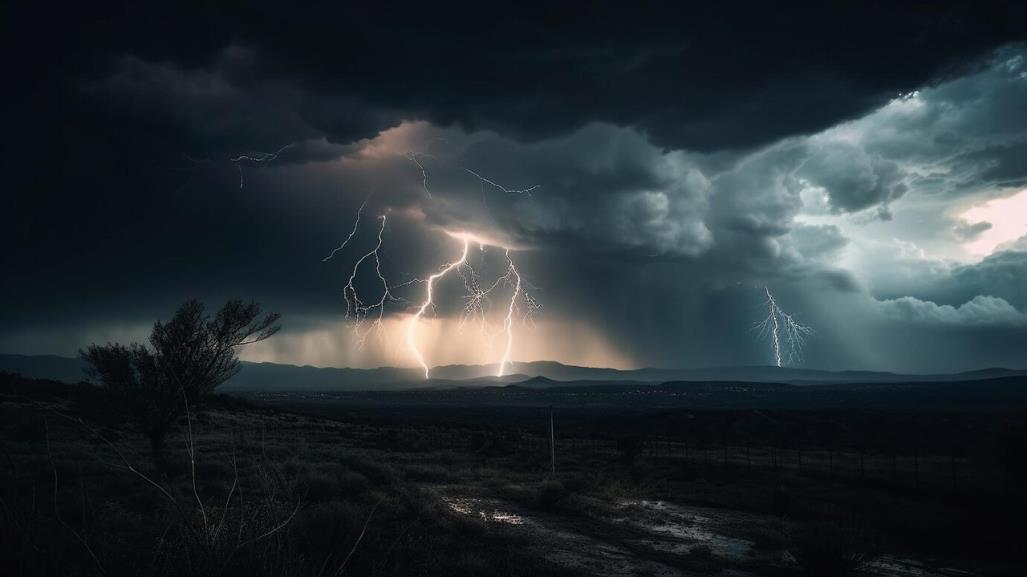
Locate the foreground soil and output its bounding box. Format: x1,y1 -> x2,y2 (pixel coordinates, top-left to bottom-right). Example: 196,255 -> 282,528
2,378 -> 1022,576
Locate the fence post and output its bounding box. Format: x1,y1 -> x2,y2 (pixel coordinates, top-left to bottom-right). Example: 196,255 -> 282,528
913,447 -> 919,491
950,447 -> 957,491
549,406 -> 556,476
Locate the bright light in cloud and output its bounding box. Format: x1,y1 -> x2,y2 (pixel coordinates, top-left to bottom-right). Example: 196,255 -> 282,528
960,189 -> 1027,256
239,315 -> 634,371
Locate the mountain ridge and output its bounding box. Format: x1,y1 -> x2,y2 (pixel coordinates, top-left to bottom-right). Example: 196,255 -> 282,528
2,353 -> 1026,392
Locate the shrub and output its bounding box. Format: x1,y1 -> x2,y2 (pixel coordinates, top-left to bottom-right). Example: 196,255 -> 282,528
536,480 -> 568,511
749,523 -> 789,550
337,471 -> 369,496
296,472 -> 337,503
80,299 -> 279,463
789,521 -> 871,576
404,464 -> 456,483
298,501 -> 363,553
689,544 -> 713,560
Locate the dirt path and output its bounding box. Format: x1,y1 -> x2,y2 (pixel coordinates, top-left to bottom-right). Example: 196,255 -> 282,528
439,490 -> 973,577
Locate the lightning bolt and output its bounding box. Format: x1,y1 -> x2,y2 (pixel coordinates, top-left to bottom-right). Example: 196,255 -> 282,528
462,168 -> 540,196
323,196 -> 370,262
406,236 -> 471,378
755,287 -> 814,367
407,152 -> 433,198
405,152 -> 540,198
324,148 -> 543,378
230,143 -> 295,189
404,238 -> 535,379
497,249 -> 522,377
458,250 -> 503,333
341,214 -> 406,346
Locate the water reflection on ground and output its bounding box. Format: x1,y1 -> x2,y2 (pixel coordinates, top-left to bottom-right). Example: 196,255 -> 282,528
440,491 -> 971,577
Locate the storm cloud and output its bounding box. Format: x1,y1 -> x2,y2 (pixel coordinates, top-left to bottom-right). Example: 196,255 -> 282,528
4,4 -> 1027,372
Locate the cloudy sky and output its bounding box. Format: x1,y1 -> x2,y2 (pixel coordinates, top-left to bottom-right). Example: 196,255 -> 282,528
5,3 -> 1027,373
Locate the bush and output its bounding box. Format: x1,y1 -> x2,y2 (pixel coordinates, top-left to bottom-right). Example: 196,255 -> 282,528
536,480 -> 568,511
296,472 -> 337,503
404,464 -> 456,483
298,501 -> 363,553
337,471 -> 369,496
748,523 -> 789,550
689,544 -> 712,560
789,521 -> 871,576
342,456 -> 398,486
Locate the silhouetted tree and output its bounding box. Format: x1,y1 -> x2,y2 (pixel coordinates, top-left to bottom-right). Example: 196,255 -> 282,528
81,299 -> 279,461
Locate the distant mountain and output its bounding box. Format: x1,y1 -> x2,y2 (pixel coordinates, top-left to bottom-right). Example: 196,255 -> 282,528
0,354 -> 91,384
434,361 -> 1027,387
2,353 -> 1025,392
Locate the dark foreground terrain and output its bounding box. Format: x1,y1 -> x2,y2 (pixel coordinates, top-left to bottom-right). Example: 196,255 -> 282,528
3,372 -> 1026,576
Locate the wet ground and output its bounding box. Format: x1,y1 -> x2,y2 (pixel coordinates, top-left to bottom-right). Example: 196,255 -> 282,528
440,489 -> 974,577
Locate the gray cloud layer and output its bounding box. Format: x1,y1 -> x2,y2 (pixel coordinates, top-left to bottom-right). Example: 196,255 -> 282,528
5,5 -> 1027,372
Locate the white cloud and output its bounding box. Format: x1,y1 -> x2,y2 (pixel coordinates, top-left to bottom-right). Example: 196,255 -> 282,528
877,295 -> 1027,326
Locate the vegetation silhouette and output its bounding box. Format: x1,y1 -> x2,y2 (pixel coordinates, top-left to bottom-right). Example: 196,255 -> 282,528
80,299 -> 279,463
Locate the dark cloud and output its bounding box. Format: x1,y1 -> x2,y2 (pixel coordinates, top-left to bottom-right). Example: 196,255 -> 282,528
12,2 -> 1026,155
796,142 -> 908,216
877,294 -> 1027,326
4,4 -> 1027,372
945,250 -> 1027,309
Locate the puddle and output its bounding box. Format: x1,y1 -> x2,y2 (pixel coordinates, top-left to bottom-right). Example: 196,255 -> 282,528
440,492 -> 972,577
441,494 -> 693,576
615,499 -> 756,561
867,556 -> 974,577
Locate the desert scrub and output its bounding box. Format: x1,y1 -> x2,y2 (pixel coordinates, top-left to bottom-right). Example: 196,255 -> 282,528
295,471 -> 338,502
536,480 -> 568,510
336,471 -> 370,495
297,500 -> 364,552
404,463 -> 458,483
689,543 -> 713,560
789,521 -> 872,576
338,454 -> 399,485
747,521 -> 789,550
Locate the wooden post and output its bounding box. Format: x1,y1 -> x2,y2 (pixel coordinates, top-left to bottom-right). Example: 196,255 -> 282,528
913,447 -> 919,491
549,406 -> 556,476
950,448 -> 957,491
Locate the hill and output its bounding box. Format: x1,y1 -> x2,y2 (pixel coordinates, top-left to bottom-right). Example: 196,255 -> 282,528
2,353 -> 1026,392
